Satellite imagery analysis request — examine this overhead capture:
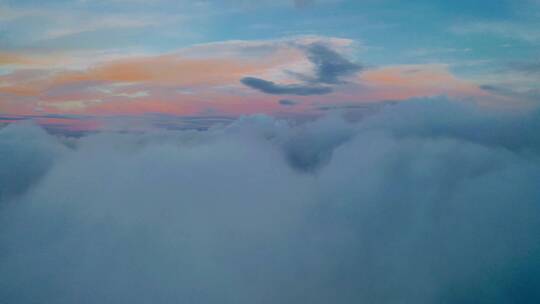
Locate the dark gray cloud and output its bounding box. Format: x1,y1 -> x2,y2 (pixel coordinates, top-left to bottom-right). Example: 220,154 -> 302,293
317,102 -> 396,112
279,99 -> 300,106
480,84 -> 540,101
241,77 -> 333,95
0,116 -> 27,121
480,84 -> 510,95
1,98 -> 540,303
303,43 -> 362,84
241,43 -> 361,96
506,60 -> 540,75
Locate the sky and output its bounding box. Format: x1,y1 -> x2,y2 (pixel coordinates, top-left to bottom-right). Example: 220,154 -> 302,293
1,0 -> 539,130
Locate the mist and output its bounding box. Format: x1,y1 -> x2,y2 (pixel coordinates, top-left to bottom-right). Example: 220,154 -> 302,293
1,97 -> 540,303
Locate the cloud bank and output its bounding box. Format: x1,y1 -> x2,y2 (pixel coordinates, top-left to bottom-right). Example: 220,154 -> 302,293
1,97 -> 540,303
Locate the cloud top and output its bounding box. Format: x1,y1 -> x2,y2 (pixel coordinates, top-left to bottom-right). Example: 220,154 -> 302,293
1,98 -> 540,303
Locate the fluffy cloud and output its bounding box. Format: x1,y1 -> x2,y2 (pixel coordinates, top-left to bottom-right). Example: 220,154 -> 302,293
1,97 -> 540,303
0,122 -> 67,201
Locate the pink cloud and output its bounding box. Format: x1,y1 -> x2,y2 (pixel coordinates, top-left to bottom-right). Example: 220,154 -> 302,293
359,64 -> 487,100
0,39 -> 490,119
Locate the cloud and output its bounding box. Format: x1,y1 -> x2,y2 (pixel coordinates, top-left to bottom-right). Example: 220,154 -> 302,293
506,60 -> 540,75
302,43 -> 362,84
0,122 -> 67,201
278,99 -> 299,106
1,97 -> 540,303
241,43 -> 361,96
450,21 -> 540,43
480,84 -> 511,94
480,84 -> 540,101
0,2 -> 205,52
293,0 -> 315,8
0,53 -> 37,65
241,77 -> 333,95
0,38 -> 308,97
1,36 -> 358,114
359,64 -> 486,100
1,37 -> 491,117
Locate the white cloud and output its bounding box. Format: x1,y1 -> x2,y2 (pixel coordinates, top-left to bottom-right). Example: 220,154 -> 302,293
1,97 -> 540,303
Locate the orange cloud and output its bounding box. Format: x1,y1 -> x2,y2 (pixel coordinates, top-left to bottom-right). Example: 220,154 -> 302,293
0,47 -> 302,117
0,53 -> 34,65
360,64 -> 486,99
0,45 -> 489,118
53,49 -> 300,87
0,69 -> 58,96
0,52 -> 70,67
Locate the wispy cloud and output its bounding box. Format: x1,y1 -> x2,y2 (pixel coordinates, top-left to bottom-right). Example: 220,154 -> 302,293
480,84 -> 540,101
279,99 -> 300,106
505,60 -> 540,75
450,21 -> 540,43
0,36 -> 495,116
241,77 -> 332,95
293,0 -> 315,8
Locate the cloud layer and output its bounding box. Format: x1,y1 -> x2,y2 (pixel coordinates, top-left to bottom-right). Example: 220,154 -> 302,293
0,36 -> 497,119
1,98 -> 540,303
